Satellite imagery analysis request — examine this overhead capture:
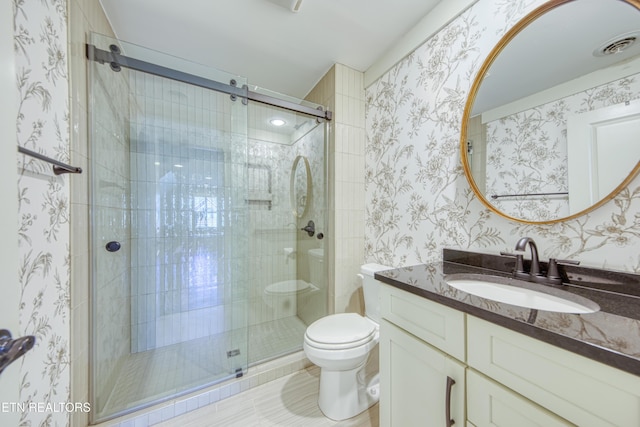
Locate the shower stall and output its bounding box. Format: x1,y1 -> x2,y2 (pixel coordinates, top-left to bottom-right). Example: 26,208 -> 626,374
88,34 -> 329,422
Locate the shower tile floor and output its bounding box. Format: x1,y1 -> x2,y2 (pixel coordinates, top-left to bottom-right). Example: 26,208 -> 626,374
101,316 -> 308,418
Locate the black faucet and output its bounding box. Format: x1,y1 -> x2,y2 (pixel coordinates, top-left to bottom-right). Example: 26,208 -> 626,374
514,237 -> 542,278
503,237 -> 580,285
301,220 -> 315,237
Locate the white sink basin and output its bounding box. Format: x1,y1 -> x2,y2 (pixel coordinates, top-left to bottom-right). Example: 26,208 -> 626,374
445,274 -> 599,314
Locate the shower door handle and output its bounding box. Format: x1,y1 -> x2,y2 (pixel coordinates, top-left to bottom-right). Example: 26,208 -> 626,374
105,241 -> 121,252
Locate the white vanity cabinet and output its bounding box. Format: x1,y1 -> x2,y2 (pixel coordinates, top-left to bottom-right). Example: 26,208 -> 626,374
380,284 -> 466,427
379,283 -> 640,427
466,369 -> 571,427
468,316 -> 640,427
380,320 -> 465,427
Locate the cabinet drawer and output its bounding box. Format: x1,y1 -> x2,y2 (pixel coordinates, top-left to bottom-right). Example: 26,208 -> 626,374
380,284 -> 465,361
467,369 -> 572,427
468,316 -> 640,427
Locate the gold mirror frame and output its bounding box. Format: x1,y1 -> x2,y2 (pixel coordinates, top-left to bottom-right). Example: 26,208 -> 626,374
290,155 -> 312,218
460,0 -> 640,225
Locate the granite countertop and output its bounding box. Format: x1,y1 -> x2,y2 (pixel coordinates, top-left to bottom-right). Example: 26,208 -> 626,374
374,249 -> 640,377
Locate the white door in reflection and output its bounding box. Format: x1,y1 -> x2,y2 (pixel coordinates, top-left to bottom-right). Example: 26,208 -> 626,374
568,100 -> 640,213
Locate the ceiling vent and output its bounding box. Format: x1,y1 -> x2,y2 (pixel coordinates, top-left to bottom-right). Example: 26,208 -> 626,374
594,33 -> 638,57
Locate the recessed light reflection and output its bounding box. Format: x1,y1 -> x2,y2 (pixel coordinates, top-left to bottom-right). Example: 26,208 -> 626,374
205,176 -> 212,180
174,164 -> 184,168
270,118 -> 286,127
154,162 -> 160,166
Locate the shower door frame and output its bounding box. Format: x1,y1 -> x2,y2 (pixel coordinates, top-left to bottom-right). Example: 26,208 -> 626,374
87,36 -> 333,423
86,43 -> 333,121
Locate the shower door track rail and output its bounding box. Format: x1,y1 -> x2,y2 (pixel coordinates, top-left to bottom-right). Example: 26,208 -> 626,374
86,43 -> 332,121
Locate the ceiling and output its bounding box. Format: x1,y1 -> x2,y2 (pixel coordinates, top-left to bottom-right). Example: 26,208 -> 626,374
99,0 -> 443,100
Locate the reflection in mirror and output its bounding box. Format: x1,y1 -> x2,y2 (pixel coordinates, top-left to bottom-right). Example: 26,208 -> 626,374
290,155 -> 311,217
462,0 -> 640,223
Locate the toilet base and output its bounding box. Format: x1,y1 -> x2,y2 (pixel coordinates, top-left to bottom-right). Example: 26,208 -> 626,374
317,363 -> 380,421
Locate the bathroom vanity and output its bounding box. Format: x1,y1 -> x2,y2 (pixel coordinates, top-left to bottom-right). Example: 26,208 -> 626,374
376,249 -> 640,427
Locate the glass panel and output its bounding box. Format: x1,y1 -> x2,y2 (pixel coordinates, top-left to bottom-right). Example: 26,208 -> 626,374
88,32 -> 328,423
89,34 -> 132,421
294,121 -> 328,328
246,103 -> 328,364
89,33 -> 248,422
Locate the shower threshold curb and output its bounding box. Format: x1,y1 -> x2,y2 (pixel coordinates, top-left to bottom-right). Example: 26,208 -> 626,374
92,351 -> 312,427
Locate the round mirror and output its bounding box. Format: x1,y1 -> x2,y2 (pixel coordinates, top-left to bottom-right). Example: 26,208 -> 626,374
290,155 -> 311,218
461,0 -> 640,224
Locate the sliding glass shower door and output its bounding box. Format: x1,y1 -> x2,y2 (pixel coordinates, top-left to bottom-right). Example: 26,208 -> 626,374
88,33 -> 330,423
89,34 -> 249,421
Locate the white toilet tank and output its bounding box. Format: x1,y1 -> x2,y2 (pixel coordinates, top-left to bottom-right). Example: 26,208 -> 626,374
360,263 -> 392,324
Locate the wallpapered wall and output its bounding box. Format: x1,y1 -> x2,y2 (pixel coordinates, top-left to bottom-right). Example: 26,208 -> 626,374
14,0 -> 71,426
365,0 -> 640,272
485,72 -> 640,222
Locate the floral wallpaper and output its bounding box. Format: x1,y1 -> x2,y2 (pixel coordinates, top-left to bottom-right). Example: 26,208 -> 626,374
485,72 -> 640,221
365,0 -> 640,273
14,0 -> 71,426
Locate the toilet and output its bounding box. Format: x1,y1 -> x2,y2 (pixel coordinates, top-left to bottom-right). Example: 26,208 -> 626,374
303,263 -> 391,421
263,279 -> 316,316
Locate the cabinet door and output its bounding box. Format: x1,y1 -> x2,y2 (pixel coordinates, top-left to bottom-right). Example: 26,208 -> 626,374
380,319 -> 465,427
467,369 -> 573,427
468,316 -> 640,427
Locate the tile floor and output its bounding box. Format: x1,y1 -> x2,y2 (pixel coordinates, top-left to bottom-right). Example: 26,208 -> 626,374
154,365 -> 379,427
101,317 -> 308,419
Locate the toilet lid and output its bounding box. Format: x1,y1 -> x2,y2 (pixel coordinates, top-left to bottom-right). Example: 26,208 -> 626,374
305,313 -> 377,349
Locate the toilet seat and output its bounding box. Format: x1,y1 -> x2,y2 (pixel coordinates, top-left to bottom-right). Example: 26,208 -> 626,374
264,279 -> 311,295
305,313 -> 378,350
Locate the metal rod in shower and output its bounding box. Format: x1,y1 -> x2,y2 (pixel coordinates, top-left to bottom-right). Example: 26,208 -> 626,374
18,146 -> 83,175
247,90 -> 332,121
86,43 -> 333,121
490,191 -> 568,199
